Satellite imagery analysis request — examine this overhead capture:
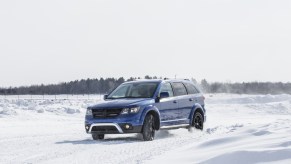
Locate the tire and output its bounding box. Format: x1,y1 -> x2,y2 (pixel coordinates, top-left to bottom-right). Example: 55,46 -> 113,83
92,134 -> 105,140
192,111 -> 204,130
142,114 -> 155,141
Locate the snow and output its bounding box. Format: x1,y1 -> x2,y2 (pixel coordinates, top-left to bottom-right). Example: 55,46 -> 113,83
0,94 -> 291,164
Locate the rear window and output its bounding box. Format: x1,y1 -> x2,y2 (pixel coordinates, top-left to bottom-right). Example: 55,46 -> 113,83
171,82 -> 187,96
184,83 -> 200,94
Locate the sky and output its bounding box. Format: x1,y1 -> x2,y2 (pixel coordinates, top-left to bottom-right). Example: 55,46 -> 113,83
0,0 -> 290,87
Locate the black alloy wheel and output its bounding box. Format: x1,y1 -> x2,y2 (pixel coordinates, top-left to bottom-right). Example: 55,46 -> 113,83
142,114 -> 155,141
193,112 -> 204,130
92,134 -> 105,140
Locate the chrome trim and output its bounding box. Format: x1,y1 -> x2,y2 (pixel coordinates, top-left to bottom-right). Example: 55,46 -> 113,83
161,118 -> 188,123
160,124 -> 189,130
89,123 -> 124,133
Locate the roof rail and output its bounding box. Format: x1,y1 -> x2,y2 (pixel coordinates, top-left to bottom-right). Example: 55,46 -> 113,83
163,78 -> 190,81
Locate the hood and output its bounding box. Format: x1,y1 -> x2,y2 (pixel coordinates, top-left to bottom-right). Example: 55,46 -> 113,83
89,98 -> 153,109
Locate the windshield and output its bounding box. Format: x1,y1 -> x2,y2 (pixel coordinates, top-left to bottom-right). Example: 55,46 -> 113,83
107,82 -> 159,99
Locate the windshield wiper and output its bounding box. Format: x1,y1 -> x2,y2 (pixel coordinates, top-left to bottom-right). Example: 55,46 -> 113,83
124,96 -> 150,98
106,97 -> 115,99
107,96 -> 147,99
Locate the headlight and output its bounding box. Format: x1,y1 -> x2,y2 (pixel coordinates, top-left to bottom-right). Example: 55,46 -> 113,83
121,107 -> 140,114
86,108 -> 92,115
130,107 -> 140,113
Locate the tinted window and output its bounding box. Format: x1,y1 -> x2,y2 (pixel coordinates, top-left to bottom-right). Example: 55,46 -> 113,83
172,83 -> 187,96
159,83 -> 174,97
184,83 -> 199,94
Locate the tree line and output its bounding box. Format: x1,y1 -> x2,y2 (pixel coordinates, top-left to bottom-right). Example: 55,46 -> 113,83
198,79 -> 291,94
0,76 -> 290,95
0,76 -> 158,95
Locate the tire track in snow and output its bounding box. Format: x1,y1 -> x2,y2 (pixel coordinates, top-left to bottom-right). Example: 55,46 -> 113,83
34,124 -> 243,164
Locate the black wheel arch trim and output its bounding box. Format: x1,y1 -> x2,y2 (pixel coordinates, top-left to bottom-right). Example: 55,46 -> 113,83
189,104 -> 205,125
140,105 -> 161,130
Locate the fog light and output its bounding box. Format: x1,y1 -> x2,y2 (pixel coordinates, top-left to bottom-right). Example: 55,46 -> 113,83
85,126 -> 89,130
125,124 -> 130,129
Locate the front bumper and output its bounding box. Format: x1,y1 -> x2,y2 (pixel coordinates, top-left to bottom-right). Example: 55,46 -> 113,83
85,111 -> 144,134
87,123 -> 123,133
85,123 -> 142,134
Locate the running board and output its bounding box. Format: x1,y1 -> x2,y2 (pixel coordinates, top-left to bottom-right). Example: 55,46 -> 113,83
160,124 -> 190,130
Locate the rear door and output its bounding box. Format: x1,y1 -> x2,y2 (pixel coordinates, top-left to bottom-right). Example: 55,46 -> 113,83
182,82 -> 200,118
171,82 -> 191,121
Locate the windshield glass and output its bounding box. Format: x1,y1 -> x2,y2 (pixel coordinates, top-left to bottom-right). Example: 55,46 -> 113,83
107,82 -> 159,99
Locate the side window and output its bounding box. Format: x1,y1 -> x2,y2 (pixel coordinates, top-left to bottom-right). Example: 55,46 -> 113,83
159,83 -> 174,97
184,83 -> 199,94
171,82 -> 187,96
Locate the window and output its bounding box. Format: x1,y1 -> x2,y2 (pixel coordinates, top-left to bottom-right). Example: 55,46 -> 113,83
171,82 -> 187,96
110,85 -> 130,98
184,83 -> 199,94
159,83 -> 174,97
107,82 -> 159,99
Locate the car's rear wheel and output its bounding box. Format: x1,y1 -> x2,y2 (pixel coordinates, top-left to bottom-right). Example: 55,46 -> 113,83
92,134 -> 105,140
192,111 -> 204,130
142,114 -> 155,141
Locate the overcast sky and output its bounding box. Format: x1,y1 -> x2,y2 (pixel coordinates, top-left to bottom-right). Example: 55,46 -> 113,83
0,0 -> 290,87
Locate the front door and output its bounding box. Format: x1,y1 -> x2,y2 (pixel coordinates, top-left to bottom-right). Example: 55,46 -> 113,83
158,83 -> 179,124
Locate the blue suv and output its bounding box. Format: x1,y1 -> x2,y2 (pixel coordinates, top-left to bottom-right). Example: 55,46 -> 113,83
85,79 -> 206,141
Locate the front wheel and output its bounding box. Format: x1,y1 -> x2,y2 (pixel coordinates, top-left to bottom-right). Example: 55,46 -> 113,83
142,114 -> 155,141
192,112 -> 204,130
92,134 -> 105,140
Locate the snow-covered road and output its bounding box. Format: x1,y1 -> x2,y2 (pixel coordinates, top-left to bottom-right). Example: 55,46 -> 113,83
1,94 -> 291,164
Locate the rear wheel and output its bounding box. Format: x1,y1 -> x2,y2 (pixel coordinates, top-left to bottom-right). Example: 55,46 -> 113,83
192,112 -> 204,130
142,114 -> 155,141
92,134 -> 105,140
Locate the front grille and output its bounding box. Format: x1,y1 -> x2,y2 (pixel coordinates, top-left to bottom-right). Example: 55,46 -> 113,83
91,126 -> 119,133
92,108 -> 122,118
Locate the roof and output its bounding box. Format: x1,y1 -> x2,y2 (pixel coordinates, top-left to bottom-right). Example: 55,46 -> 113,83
123,79 -> 192,84
123,79 -> 163,84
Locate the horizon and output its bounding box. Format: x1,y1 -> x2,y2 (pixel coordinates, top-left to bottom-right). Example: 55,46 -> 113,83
1,76 -> 291,89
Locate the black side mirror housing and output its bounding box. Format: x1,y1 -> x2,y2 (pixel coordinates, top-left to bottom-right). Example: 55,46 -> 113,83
160,92 -> 170,99
103,94 -> 108,100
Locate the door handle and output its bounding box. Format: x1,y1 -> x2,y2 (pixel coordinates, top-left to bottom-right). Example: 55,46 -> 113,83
189,98 -> 194,101
173,100 -> 177,103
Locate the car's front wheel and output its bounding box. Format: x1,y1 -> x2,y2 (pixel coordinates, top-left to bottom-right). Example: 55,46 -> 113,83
142,114 -> 155,141
92,134 -> 105,140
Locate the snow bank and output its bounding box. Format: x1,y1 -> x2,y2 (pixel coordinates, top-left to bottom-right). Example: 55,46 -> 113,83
148,94 -> 291,164
206,94 -> 291,115
0,99 -> 100,116
1,94 -> 291,164
206,94 -> 291,104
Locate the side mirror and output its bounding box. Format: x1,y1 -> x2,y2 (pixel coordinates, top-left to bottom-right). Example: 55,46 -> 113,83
160,92 -> 170,99
103,94 -> 108,100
